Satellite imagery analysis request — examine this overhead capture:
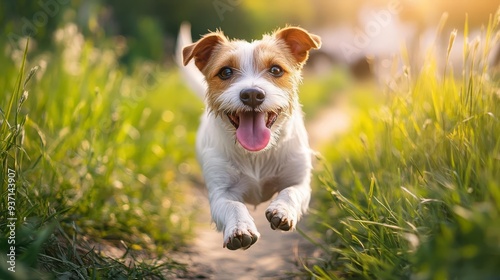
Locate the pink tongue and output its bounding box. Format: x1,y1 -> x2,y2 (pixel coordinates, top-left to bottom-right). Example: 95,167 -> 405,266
236,111 -> 271,151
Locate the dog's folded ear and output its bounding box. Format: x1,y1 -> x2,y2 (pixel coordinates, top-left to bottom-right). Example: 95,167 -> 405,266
183,31 -> 228,71
274,27 -> 321,64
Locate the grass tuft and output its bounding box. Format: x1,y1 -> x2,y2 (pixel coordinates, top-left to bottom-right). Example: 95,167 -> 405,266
306,10 -> 500,280
1,25 -> 202,278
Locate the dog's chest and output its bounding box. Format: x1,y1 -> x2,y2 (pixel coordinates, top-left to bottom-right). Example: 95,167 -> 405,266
232,153 -> 291,205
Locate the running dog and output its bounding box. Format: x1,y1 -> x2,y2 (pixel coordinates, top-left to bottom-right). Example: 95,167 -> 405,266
179,24 -> 321,250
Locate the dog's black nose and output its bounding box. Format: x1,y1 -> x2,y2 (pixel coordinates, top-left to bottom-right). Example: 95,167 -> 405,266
240,88 -> 265,108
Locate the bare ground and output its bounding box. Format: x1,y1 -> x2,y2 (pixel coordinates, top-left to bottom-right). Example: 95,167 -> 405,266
173,193 -> 321,279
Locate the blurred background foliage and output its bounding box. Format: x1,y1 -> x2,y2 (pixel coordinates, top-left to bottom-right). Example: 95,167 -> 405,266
2,0 -> 499,65
1,0 -> 500,278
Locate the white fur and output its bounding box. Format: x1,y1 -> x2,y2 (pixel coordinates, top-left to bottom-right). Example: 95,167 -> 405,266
177,24 -> 313,250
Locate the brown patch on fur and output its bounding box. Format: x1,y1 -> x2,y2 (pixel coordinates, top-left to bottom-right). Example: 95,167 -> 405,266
273,27 -> 322,65
182,31 -> 228,72
204,46 -> 240,78
203,43 -> 241,114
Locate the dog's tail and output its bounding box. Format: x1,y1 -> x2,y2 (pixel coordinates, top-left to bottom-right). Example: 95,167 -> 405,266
176,22 -> 206,99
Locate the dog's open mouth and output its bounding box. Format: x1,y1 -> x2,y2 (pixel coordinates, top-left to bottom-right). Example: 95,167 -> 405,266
227,111 -> 280,129
226,110 -> 281,152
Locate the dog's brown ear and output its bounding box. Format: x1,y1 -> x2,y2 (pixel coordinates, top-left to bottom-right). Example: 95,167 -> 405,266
274,27 -> 321,64
183,31 -> 227,71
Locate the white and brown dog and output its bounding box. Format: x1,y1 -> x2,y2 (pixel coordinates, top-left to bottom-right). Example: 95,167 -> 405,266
179,25 -> 321,250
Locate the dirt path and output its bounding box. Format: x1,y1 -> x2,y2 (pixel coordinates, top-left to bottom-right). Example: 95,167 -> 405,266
175,193 -> 319,279
176,100 -> 350,279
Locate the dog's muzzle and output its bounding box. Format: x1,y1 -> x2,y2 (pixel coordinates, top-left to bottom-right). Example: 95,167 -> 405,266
224,88 -> 281,152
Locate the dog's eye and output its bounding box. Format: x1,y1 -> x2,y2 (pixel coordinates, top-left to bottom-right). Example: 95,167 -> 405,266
269,65 -> 284,77
217,67 -> 233,80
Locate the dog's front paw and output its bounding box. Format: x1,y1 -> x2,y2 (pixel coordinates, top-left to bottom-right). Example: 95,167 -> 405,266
224,226 -> 260,250
265,207 -> 296,231
225,230 -> 259,250
224,229 -> 259,250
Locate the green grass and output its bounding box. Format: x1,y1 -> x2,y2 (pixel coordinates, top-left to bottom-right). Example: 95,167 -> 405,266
299,67 -> 351,120
2,12 -> 498,279
1,25 -> 202,278
305,11 -> 500,279
0,23 -> 339,278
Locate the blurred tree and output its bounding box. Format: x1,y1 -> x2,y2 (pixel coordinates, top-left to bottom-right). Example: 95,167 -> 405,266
2,0 -> 317,64
2,0 -> 69,50
102,0 -> 259,63
2,0 -> 498,65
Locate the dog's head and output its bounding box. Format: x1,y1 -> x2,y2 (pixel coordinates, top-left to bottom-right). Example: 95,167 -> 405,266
183,27 -> 321,152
